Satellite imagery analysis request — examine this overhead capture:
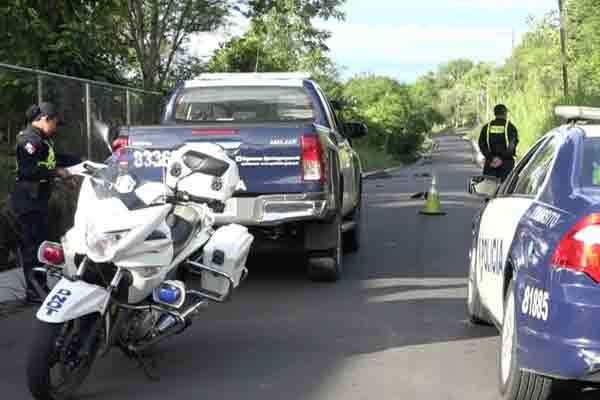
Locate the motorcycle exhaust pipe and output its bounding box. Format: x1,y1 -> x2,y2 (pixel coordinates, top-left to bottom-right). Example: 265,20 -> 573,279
128,315 -> 186,353
127,296 -> 208,353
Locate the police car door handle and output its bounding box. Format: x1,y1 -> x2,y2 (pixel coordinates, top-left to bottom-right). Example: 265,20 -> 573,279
528,242 -> 539,257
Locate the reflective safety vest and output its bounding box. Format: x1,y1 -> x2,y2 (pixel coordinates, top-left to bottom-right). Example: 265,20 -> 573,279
486,120 -> 510,151
37,139 -> 56,170
14,136 -> 56,173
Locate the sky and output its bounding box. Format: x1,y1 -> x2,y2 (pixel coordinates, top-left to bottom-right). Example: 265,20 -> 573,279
190,0 -> 558,83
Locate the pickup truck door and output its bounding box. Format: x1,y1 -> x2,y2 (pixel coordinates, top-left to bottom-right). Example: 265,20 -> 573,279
316,87 -> 356,215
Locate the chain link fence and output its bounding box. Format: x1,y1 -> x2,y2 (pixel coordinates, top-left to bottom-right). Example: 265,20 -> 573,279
0,63 -> 163,190
0,63 -> 164,269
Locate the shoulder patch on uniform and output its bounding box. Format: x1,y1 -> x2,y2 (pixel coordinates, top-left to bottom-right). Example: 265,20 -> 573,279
25,142 -> 37,155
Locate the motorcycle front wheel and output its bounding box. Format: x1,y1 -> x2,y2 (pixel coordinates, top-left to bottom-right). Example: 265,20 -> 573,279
27,315 -> 101,400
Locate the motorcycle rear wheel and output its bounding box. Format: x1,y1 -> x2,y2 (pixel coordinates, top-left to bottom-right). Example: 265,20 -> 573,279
27,316 -> 100,400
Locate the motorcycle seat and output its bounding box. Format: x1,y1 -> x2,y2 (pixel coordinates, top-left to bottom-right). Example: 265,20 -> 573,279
169,205 -> 202,256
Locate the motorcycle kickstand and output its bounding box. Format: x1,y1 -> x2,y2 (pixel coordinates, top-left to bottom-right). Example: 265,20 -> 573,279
133,350 -> 160,381
118,343 -> 160,381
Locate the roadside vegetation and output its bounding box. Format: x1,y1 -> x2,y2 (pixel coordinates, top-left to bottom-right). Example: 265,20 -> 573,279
435,1 -> 600,157
0,144 -> 15,198
0,0 -> 446,190
5,0 -> 593,187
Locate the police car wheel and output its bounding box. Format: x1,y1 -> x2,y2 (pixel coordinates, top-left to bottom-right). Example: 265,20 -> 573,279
467,249 -> 490,325
499,279 -> 554,400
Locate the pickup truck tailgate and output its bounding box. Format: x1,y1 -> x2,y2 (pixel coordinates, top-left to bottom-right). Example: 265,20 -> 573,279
126,123 -> 322,194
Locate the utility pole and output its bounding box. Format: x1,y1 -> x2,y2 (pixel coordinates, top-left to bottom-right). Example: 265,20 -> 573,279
512,29 -> 517,87
558,0 -> 569,97
255,46 -> 260,72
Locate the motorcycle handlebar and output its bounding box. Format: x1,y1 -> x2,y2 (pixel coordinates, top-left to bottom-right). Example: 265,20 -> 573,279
166,191 -> 225,212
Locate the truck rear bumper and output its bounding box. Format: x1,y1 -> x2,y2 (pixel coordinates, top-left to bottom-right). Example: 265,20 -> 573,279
213,192 -> 330,226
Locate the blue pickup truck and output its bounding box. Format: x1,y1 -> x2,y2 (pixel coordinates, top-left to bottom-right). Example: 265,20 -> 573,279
109,73 -> 366,281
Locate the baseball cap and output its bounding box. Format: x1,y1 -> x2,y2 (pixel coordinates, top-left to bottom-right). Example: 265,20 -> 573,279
494,104 -> 508,115
39,102 -> 63,125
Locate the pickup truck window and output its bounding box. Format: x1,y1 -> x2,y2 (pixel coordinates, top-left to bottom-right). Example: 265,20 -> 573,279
174,86 -> 315,123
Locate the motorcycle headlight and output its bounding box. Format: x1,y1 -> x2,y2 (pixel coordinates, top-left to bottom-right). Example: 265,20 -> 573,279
85,224 -> 128,261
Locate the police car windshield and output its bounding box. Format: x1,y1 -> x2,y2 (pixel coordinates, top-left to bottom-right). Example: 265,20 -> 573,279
174,86 -> 315,123
89,147 -> 167,205
581,137 -> 600,187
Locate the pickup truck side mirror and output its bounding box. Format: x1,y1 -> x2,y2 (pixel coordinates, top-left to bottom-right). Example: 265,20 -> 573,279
344,122 -> 368,138
469,175 -> 500,199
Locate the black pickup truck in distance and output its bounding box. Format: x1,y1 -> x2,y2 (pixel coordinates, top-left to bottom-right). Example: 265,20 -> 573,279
111,73 -> 367,282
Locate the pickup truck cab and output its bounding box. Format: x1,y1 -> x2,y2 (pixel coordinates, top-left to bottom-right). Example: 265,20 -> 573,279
111,73 -> 367,281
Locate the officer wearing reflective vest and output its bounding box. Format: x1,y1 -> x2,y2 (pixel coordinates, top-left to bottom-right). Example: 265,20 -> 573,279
10,102 -> 76,303
478,104 -> 519,182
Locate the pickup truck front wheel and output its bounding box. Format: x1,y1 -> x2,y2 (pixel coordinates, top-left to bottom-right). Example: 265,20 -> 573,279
307,212 -> 343,282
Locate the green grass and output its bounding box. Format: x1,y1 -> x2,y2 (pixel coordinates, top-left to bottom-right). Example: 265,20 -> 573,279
467,81 -> 559,160
503,85 -> 558,158
353,140 -> 402,172
430,124 -> 451,135
470,85 -> 600,160
353,135 -> 434,172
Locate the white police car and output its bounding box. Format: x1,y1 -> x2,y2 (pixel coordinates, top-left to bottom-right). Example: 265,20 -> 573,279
468,106 -> 600,399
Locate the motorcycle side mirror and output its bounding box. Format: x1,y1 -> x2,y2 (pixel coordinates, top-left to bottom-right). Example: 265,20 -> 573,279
92,118 -> 113,152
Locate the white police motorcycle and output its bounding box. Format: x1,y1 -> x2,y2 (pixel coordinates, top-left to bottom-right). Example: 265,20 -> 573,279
26,135 -> 253,399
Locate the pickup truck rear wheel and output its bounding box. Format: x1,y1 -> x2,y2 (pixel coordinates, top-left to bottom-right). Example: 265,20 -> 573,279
307,212 -> 343,282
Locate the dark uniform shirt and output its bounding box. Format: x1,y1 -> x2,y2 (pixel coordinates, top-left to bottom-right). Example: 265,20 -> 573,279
478,118 -> 519,161
11,125 -> 58,215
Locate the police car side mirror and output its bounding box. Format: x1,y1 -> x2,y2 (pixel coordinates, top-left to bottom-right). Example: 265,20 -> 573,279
469,176 -> 499,199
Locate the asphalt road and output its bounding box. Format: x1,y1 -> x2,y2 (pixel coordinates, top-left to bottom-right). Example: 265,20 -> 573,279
0,132 -> 588,399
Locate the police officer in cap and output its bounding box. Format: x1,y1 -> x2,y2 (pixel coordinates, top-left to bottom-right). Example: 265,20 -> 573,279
11,102 -> 77,303
478,104 -> 519,182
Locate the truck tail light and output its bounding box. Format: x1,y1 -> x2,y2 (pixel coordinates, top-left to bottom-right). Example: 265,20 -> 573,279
552,213 -> 600,283
38,241 -> 65,266
302,135 -> 325,182
112,136 -> 129,152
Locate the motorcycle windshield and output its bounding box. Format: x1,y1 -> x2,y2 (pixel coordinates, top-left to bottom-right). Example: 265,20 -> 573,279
88,147 -> 170,209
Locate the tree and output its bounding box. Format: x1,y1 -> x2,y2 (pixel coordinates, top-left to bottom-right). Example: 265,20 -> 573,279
120,0 -> 228,90
343,74 -> 431,155
208,0 -> 345,74
437,59 -> 475,89
0,0 -> 128,81
568,0 -> 600,95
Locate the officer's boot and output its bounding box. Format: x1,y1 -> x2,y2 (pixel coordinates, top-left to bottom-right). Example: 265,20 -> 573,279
22,247 -> 47,304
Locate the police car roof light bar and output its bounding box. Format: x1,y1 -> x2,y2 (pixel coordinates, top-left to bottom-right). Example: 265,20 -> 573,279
555,106 -> 600,122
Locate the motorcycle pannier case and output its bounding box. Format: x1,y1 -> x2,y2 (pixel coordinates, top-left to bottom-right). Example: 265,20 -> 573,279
201,224 -> 253,296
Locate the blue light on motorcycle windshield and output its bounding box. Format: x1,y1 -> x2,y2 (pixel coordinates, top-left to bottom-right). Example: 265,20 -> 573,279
158,286 -> 180,304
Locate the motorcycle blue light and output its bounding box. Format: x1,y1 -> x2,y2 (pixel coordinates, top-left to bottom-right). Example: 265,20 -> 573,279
158,285 -> 181,304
